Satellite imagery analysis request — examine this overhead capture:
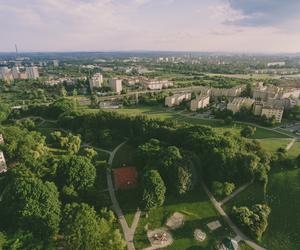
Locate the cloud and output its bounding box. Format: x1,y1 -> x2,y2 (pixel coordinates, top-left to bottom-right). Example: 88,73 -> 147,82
225,0 -> 300,26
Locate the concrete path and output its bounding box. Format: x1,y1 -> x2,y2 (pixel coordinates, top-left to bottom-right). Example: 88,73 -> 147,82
220,181 -> 253,206
286,138 -> 296,151
106,141 -> 141,250
201,181 -> 266,250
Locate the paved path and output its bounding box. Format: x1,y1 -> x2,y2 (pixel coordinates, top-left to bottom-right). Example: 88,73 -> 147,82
286,138 -> 297,151
106,141 -> 141,250
220,181 -> 253,206
201,181 -> 266,250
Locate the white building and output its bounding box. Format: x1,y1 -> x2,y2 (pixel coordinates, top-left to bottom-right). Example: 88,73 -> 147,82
227,97 -> 255,114
267,62 -> 286,67
143,79 -> 173,90
0,134 -> 4,144
89,73 -> 103,90
109,78 -> 122,94
12,67 -> 20,79
53,60 -> 59,67
165,93 -> 191,107
190,95 -> 210,111
26,66 -> 39,79
253,101 -> 284,123
0,152 -> 7,174
0,67 -> 13,82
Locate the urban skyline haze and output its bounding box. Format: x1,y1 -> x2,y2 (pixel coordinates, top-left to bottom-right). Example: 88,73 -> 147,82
1,0 -> 300,53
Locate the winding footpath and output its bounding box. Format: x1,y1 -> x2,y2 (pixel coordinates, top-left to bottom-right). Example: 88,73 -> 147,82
106,141 -> 141,250
201,182 -> 266,250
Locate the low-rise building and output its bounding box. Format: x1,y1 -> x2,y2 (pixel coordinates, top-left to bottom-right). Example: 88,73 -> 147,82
165,93 -> 191,107
89,73 -> 103,90
190,95 -> 210,111
142,79 -> 173,90
109,78 -> 122,94
227,97 -> 255,114
0,151 -> 7,174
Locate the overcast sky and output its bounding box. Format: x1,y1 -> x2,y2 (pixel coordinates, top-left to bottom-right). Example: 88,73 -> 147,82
1,0 -> 300,53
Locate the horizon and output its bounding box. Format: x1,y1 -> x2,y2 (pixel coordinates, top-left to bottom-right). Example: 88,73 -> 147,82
1,0 -> 300,53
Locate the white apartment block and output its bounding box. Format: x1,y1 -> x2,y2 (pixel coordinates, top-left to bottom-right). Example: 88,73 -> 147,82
53,60 -> 59,67
253,101 -> 284,123
89,73 -> 103,90
0,67 -> 13,82
26,66 -> 39,79
0,151 -> 7,174
12,67 -> 20,79
109,78 -> 123,94
227,97 -> 255,114
190,95 -> 210,111
211,86 -> 242,97
165,93 -> 191,107
143,79 -> 173,90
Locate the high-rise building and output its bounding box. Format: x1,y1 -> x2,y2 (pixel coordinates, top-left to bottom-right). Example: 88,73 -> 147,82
89,73 -> 103,90
12,66 -> 20,79
26,66 -> 39,79
109,78 -> 122,94
0,67 -> 13,82
53,60 -> 59,67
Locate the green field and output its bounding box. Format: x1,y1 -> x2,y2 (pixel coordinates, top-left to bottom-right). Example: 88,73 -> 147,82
223,167 -> 300,250
134,186 -> 234,250
287,141 -> 300,158
257,139 -> 290,153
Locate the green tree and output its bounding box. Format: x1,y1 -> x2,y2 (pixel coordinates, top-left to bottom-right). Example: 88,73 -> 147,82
0,168 -> 61,239
142,170 -> 166,209
62,203 -> 126,250
241,126 -> 256,138
57,155 -> 96,193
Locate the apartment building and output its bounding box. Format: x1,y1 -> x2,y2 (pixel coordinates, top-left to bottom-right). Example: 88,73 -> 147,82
26,66 -> 39,79
0,67 -> 13,82
142,79 -> 173,90
109,78 -> 123,94
253,101 -> 284,123
211,86 -> 242,97
190,95 -> 210,111
0,151 -> 7,174
165,93 -> 191,107
89,73 -> 103,90
227,97 -> 255,114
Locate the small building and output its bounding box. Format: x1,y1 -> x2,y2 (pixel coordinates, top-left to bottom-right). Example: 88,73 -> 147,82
227,97 -> 255,114
113,167 -> 138,190
0,151 -> 7,174
190,95 -> 210,111
165,93 -> 191,107
109,78 -> 123,94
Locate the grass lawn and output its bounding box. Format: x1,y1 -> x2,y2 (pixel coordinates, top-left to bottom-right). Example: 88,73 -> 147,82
261,168 -> 300,250
287,141 -> 300,158
257,139 -> 290,153
134,186 -> 234,250
239,241 -> 254,250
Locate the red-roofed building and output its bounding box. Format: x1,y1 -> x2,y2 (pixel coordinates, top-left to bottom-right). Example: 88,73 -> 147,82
113,167 -> 138,190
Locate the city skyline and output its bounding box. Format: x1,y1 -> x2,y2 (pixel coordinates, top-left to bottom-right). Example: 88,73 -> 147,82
1,0 -> 300,53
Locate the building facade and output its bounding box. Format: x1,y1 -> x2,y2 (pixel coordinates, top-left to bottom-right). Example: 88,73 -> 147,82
165,93 -> 191,107
190,95 -> 210,111
89,73 -> 103,90
227,97 -> 255,114
109,78 -> 122,94
26,66 -> 39,79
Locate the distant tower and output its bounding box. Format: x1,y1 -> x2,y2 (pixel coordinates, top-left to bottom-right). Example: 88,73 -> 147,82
15,44 -> 19,56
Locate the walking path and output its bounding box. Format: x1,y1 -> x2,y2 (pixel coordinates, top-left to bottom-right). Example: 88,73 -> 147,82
201,181 -> 266,250
219,181 -> 253,206
106,141 -> 141,250
286,138 -> 297,151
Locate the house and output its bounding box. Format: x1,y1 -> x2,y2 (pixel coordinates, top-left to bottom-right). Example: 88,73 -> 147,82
190,95 -> 210,111
227,97 -> 255,114
0,151 -> 7,174
165,93 -> 191,107
113,167 -> 138,190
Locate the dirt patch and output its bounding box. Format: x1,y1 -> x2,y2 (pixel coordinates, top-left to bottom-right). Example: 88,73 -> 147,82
147,228 -> 173,249
165,212 -> 185,230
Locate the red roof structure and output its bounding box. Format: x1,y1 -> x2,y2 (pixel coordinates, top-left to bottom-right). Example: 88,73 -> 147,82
113,167 -> 138,190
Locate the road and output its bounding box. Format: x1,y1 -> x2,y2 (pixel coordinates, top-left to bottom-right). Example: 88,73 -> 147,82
201,182 -> 266,250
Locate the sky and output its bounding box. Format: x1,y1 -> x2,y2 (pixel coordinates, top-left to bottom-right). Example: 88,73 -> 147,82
0,0 -> 300,53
